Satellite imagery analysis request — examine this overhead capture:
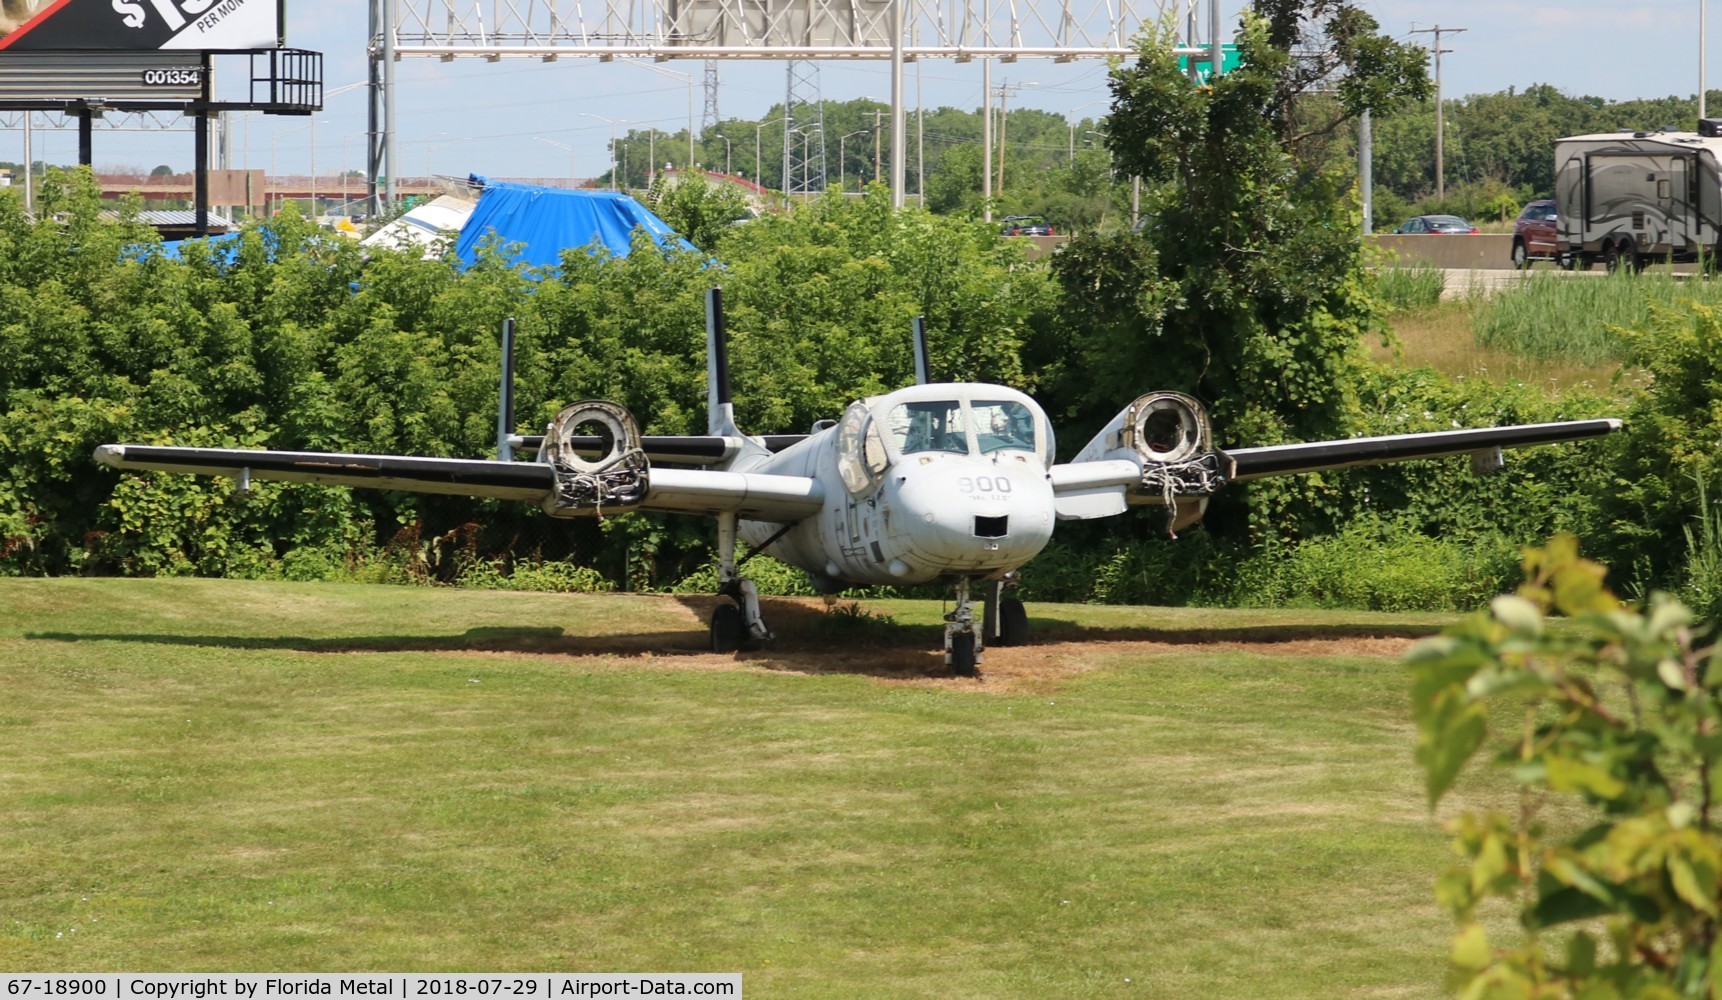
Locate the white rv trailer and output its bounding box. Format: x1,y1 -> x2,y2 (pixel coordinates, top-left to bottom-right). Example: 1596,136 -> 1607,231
1554,125 -> 1722,271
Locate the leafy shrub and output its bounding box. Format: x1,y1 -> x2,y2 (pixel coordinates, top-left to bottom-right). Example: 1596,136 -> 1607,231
672,554 -> 817,597
1235,517 -> 1518,612
1411,537 -> 1722,996
454,558 -> 615,593
1594,300 -> 1722,596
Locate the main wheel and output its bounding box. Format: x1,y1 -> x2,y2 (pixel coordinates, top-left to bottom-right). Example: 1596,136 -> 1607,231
1511,241 -> 1529,270
949,632 -> 978,677
994,597 -> 1029,647
710,601 -> 744,653
1606,240 -> 1638,274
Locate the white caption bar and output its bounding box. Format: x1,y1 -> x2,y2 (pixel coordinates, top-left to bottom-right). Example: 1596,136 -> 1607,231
2,976 -> 740,1000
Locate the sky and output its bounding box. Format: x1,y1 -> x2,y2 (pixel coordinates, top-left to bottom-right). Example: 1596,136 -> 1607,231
10,1 -> 1716,191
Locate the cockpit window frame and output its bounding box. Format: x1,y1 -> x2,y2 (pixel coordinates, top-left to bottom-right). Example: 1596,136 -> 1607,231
885,399 -> 973,458
874,392 -> 1054,465
971,398 -> 1041,459
836,401 -> 890,496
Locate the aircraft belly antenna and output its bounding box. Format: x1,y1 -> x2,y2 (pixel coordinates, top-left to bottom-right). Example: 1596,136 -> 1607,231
912,316 -> 931,385
706,287 -> 740,437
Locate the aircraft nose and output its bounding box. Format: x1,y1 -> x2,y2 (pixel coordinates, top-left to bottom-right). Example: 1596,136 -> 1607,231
894,460 -> 1055,571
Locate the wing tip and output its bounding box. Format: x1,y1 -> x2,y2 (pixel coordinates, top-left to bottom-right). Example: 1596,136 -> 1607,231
94,444 -> 125,467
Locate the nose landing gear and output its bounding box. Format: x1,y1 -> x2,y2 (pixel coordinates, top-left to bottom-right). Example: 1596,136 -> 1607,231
945,577 -> 981,676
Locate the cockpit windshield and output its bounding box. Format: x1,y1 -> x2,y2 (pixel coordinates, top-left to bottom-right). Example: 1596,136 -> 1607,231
973,400 -> 1037,455
886,400 -> 969,455
883,397 -> 1045,458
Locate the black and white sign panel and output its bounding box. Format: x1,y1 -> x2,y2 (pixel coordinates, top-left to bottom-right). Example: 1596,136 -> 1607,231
0,0 -> 282,52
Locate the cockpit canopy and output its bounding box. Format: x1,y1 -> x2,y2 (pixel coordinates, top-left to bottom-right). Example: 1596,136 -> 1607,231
836,385 -> 1053,496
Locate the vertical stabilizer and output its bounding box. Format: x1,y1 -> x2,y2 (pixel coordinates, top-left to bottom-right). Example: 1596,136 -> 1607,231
912,316 -> 931,385
496,317 -> 517,460
706,287 -> 740,436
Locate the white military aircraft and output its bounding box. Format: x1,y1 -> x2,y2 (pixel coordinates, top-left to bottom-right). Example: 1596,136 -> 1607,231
96,288 -> 1621,674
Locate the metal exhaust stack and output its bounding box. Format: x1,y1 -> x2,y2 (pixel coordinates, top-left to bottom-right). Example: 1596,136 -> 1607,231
706,287 -> 739,436
496,317 -> 516,461
912,316 -> 931,385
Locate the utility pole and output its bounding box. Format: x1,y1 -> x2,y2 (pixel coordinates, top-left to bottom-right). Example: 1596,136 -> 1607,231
1359,109 -> 1373,235
889,0 -> 906,208
982,58 -> 992,223
1703,0 -> 1709,120
874,108 -> 883,182
995,81 -> 1021,195
1409,24 -> 1464,203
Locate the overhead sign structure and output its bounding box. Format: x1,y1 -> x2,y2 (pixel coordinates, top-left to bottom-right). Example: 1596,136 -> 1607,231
1177,42 -> 1241,83
0,0 -> 283,52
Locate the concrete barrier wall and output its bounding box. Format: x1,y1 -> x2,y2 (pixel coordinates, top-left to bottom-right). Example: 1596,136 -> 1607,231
1010,233 -> 1518,268
1371,234 -> 1514,270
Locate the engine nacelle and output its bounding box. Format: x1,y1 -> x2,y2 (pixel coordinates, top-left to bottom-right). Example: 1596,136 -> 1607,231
1122,391 -> 1212,465
540,400 -> 650,517
1070,391 -> 1232,533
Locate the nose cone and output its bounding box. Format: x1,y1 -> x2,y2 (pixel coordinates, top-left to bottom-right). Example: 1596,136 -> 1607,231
893,459 -> 1054,573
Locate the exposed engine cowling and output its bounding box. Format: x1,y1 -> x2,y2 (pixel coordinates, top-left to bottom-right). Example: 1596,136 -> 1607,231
540,400 -> 650,517
1117,392 -> 1231,534
1121,392 -> 1227,500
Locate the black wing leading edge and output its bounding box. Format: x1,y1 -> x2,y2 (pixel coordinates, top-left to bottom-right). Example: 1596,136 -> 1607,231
1224,419 -> 1622,480
94,445 -> 557,501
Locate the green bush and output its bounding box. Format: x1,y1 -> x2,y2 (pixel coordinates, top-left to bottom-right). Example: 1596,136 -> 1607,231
1235,517 -> 1518,612
1412,537 -> 1722,997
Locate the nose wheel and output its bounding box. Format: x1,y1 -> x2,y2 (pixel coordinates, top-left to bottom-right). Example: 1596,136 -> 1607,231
945,577 -> 982,676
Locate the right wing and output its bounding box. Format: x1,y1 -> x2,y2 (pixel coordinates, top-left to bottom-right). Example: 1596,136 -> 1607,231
95,444 -> 826,523
1049,415 -> 1621,525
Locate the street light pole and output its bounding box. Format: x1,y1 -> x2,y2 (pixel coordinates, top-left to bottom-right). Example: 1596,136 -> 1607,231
580,113 -> 623,190
534,136 -> 576,187
755,117 -> 786,192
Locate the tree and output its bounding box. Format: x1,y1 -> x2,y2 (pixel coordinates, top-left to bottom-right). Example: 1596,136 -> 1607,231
1047,4 -> 1428,538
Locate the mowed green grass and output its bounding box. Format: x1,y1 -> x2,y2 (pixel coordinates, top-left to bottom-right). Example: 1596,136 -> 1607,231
0,579 -> 1470,996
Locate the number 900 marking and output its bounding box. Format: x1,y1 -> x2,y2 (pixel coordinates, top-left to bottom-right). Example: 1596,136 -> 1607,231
958,476 -> 1011,494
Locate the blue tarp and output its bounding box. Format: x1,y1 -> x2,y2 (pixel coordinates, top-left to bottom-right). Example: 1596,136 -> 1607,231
452,176 -> 697,270
153,231 -> 244,262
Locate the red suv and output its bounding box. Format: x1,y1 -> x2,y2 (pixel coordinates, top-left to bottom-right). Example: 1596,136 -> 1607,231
1511,200 -> 1561,269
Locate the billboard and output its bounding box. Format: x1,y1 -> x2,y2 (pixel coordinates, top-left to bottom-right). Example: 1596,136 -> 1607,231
0,0 -> 282,52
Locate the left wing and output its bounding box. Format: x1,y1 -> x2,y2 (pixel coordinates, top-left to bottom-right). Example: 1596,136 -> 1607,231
94,444 -> 826,522
1224,419 -> 1622,480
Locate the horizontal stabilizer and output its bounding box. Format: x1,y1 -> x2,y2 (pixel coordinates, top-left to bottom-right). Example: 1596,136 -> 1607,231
1226,419 -> 1621,480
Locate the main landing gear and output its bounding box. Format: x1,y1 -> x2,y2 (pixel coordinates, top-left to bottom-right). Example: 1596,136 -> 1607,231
710,513 -> 772,653
946,575 -> 1030,677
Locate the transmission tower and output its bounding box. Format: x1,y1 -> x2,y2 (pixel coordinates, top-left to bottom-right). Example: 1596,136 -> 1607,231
784,59 -> 827,196
702,60 -> 720,134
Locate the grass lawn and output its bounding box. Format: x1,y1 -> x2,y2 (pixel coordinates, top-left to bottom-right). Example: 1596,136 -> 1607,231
0,578 -> 1475,997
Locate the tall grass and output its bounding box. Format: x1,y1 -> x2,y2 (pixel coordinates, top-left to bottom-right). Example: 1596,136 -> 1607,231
1373,264 -> 1446,312
1472,271 -> 1722,365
